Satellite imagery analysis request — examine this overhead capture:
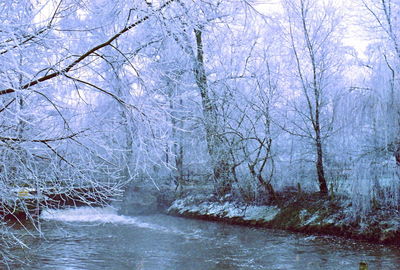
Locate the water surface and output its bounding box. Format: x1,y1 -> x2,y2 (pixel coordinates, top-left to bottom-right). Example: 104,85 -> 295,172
10,207 -> 400,269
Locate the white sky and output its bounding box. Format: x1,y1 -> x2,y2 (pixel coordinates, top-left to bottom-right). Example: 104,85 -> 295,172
254,0 -> 370,58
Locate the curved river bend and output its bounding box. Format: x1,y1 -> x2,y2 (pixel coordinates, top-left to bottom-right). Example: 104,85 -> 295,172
11,207 -> 400,270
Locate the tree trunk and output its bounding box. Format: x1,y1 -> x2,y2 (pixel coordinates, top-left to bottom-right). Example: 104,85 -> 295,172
315,136 -> 328,194
193,29 -> 231,196
395,144 -> 400,166
248,163 -> 276,199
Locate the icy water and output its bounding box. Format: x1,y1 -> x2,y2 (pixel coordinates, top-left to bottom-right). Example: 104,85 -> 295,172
9,207 -> 400,270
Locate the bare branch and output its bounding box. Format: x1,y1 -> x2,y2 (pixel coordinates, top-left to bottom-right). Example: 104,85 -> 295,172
0,0 -> 176,96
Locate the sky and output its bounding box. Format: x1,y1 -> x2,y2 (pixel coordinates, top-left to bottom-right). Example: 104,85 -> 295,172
254,0 -> 370,58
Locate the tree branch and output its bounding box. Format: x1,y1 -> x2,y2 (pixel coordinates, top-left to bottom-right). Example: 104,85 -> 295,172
0,130 -> 86,143
0,0 -> 176,96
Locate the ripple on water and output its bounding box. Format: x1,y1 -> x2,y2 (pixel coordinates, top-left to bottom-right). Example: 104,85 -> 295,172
40,207 -> 173,233
17,207 -> 398,270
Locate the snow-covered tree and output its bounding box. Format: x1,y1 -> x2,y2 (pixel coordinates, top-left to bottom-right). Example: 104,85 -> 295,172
279,0 -> 346,194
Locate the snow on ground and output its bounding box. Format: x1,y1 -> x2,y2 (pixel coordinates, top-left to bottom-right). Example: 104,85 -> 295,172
169,196 -> 280,222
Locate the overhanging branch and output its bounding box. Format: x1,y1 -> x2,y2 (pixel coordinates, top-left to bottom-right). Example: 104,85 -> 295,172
0,130 -> 86,143
0,0 -> 176,97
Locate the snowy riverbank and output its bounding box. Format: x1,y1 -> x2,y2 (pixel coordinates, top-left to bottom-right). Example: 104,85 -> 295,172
167,194 -> 400,245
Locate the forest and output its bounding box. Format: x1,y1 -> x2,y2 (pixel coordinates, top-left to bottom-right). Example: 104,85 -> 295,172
1,0 -> 399,265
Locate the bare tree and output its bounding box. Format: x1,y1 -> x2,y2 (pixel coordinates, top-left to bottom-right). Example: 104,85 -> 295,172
0,1 -> 180,265
193,29 -> 233,195
281,0 -> 345,195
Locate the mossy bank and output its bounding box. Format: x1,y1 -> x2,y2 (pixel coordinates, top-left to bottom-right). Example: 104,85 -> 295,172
167,193 -> 400,245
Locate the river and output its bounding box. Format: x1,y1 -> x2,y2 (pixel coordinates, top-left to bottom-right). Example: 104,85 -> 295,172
9,207 -> 400,270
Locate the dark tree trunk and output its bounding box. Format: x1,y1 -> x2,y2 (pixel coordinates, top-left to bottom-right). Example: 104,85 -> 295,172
395,144 -> 400,166
193,29 -> 232,196
248,164 -> 276,199
316,137 -> 328,194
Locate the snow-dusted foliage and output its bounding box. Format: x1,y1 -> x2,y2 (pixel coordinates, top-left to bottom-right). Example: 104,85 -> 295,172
0,0 -> 399,264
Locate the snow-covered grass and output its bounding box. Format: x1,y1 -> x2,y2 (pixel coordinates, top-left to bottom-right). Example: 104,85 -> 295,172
169,196 -> 280,223
168,193 -> 400,245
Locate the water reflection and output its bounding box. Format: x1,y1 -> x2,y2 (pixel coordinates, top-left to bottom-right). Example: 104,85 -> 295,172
8,207 -> 400,270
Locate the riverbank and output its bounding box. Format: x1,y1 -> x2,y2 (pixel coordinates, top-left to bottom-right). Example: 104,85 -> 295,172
167,192 -> 400,245
0,186 -> 117,221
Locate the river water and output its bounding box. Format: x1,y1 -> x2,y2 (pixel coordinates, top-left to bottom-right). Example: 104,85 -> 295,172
9,207 -> 400,270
